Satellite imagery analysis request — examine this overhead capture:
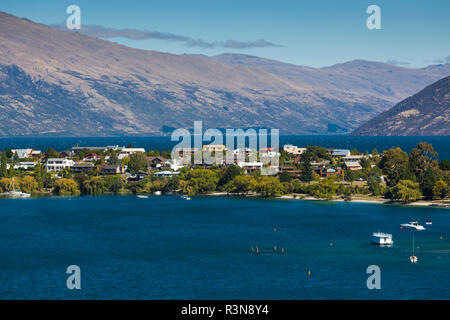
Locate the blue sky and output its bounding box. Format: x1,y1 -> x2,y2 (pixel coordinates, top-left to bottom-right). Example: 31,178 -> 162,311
1,0 -> 449,67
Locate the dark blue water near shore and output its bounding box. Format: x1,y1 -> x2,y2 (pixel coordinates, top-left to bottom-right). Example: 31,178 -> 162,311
0,195 -> 449,299
0,136 -> 449,159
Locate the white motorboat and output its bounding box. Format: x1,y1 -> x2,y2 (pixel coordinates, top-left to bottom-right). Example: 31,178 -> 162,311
137,195 -> 149,199
400,221 -> 425,231
371,232 -> 393,245
154,191 -> 162,196
0,178 -> 31,198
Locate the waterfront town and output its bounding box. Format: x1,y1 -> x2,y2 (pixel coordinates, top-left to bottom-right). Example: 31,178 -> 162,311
0,142 -> 449,205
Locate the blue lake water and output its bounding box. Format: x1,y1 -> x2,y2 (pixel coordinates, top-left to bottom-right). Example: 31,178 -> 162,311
0,195 -> 449,299
0,135 -> 449,159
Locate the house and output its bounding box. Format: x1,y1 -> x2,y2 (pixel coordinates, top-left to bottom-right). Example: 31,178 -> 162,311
12,149 -> 33,159
174,147 -> 199,156
14,162 -> 37,171
71,163 -> 95,174
202,144 -> 227,152
260,151 -> 280,158
83,153 -> 104,162
344,161 -> 363,171
342,155 -> 364,162
310,160 -> 330,168
164,159 -> 185,171
153,171 -> 180,178
278,167 -> 301,175
60,150 -> 75,158
331,149 -> 351,157
146,156 -> 169,167
313,167 -> 343,177
101,165 -> 124,175
283,145 -> 307,155
44,158 -> 75,172
119,147 -> 146,155
237,161 -> 264,174
30,150 -> 42,158
232,148 -> 256,155
117,147 -> 146,160
126,170 -> 149,181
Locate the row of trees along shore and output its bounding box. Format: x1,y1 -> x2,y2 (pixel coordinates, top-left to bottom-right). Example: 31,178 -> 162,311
0,142 -> 449,203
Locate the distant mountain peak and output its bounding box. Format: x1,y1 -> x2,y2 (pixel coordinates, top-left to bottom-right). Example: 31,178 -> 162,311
352,76 -> 450,136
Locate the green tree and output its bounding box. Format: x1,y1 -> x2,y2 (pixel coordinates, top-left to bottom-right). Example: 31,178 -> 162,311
344,168 -> 356,184
54,178 -> 80,195
300,155 -> 313,183
224,175 -> 256,195
83,176 -> 106,195
420,165 -> 439,199
392,180 -> 422,203
18,176 -> 38,194
180,169 -> 219,195
33,164 -> 45,190
44,148 -> 59,159
367,170 -> 382,196
0,177 -> 12,193
0,153 -> 7,178
254,176 -> 285,197
279,172 -> 293,183
379,147 -> 411,186
218,165 -> 243,186
309,177 -> 339,200
104,175 -> 124,193
433,180 -> 448,199
127,153 -> 148,173
5,149 -> 13,159
439,160 -> 450,171
409,142 -> 438,182
107,153 -> 121,165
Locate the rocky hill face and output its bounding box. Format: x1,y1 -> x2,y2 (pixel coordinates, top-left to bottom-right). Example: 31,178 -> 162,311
352,76 -> 450,136
0,11 -> 449,136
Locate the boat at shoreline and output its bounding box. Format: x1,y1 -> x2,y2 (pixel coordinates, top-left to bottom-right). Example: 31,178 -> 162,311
0,178 -> 31,198
371,232 -> 393,245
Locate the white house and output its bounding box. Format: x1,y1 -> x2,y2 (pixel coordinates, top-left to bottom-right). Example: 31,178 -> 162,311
237,161 -> 263,170
45,158 -> 75,172
12,149 -> 33,159
153,171 -> 180,178
14,162 -> 37,170
283,145 -> 306,155
117,147 -> 146,160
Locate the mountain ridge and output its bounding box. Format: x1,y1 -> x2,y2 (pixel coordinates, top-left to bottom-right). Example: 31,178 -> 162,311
0,11 -> 449,136
352,76 -> 450,136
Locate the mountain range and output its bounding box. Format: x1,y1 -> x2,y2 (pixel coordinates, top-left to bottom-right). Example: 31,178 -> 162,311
352,76 -> 449,136
0,11 -> 449,137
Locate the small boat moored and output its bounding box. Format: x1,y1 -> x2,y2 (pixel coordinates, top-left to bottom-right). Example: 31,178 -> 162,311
0,178 -> 31,198
371,232 -> 394,246
137,195 -> 149,199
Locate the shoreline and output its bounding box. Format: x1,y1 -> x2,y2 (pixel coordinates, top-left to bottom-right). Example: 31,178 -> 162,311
209,192 -> 450,208
2,191 -> 449,208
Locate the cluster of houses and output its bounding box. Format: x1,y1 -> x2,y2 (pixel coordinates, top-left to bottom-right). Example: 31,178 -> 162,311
281,145 -> 366,178
7,144 -> 370,180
